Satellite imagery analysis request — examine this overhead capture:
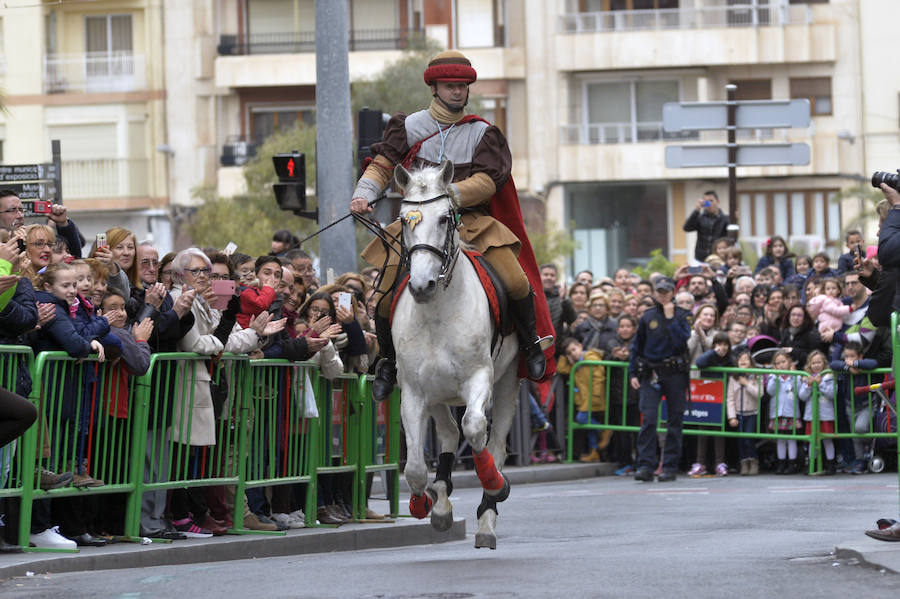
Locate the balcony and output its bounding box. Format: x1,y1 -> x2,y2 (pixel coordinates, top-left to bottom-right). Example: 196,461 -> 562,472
217,28 -> 426,56
44,52 -> 146,94
220,137 -> 259,167
555,4 -> 834,71
558,4 -> 810,34
62,158 -> 149,199
560,122 -> 698,145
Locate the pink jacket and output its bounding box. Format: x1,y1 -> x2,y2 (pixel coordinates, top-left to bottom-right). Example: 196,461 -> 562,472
805,294 -> 850,334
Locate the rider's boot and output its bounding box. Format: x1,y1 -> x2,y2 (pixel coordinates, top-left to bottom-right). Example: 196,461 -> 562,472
509,289 -> 552,381
372,314 -> 397,402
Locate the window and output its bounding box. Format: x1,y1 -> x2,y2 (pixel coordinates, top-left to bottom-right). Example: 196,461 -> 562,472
249,105 -> 315,145
790,77 -> 832,116
585,80 -> 679,143
568,183 -> 669,276
84,15 -> 133,84
730,79 -> 772,101
457,0 -> 504,48
737,189 -> 841,250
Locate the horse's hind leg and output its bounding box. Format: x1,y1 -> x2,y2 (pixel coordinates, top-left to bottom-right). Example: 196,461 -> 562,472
427,404 -> 458,531
401,395 -> 432,519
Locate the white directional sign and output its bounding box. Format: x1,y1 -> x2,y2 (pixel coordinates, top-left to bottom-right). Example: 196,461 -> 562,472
665,143 -> 811,168
663,99 -> 811,132
0,163 -> 58,182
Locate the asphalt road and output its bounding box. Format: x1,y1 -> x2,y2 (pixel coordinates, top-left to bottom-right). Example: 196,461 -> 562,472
2,472 -> 899,598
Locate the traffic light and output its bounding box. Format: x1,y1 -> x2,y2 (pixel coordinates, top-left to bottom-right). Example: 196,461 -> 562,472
272,151 -> 316,220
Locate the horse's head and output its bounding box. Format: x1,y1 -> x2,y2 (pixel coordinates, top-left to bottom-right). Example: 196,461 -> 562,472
395,160 -> 459,304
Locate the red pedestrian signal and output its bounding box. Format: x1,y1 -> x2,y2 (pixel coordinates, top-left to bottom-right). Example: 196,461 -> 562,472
287,158 -> 294,178
272,152 -> 315,220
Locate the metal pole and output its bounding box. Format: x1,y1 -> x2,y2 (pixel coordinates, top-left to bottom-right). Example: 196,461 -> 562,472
315,0 -> 357,277
726,84 -> 739,240
51,139 -> 62,205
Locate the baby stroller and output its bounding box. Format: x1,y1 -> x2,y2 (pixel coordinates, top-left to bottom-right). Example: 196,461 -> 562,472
853,375 -> 896,473
747,335 -> 779,366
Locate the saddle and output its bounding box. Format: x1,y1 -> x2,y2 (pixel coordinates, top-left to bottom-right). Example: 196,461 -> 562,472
391,250 -> 513,347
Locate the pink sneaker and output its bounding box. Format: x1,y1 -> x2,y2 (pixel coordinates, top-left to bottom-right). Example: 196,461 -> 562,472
715,462 -> 728,477
688,463 -> 706,477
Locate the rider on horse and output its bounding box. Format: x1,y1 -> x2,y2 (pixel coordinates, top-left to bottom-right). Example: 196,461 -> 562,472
350,50 -> 555,402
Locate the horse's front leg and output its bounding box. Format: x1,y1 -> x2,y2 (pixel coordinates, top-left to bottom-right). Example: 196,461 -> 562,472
427,404 -> 458,532
401,393 -> 432,519
461,367 -> 506,496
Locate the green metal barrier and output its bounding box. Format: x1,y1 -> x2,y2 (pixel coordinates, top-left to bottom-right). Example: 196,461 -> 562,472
313,373 -> 362,521
125,353 -> 249,537
356,377 -> 401,519
234,359 -> 320,530
567,361 -> 822,474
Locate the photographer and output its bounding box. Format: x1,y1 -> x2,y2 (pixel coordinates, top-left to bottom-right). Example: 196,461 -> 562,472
859,183 -> 900,328
683,191 -> 729,263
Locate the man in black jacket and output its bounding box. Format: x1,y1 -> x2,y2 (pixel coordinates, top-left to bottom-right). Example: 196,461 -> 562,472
860,184 -> 900,327
683,191 -> 729,263
540,264 -> 575,356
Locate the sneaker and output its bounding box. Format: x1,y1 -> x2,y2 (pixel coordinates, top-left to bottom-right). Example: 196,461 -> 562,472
848,460 -> 866,475
715,462 -> 728,477
289,509 -> 306,523
259,513 -> 288,531
657,470 -> 677,482
172,518 -> 213,538
30,526 -> 77,549
271,513 -> 294,529
243,512 -> 278,531
37,469 -> 73,490
688,463 -> 706,477
615,465 -> 635,476
72,473 -> 104,488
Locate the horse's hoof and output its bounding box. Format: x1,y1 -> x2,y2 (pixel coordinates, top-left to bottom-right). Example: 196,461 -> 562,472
430,509 -> 453,532
474,532 -> 497,550
486,476 -> 510,503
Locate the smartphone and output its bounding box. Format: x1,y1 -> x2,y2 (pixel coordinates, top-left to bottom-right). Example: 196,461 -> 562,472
210,279 -> 236,310
16,239 -> 26,253
223,241 -> 237,256
703,200 -> 711,208
855,243 -> 864,269
32,200 -> 52,214
96,233 -> 108,249
338,291 -> 352,311
687,265 -> 703,274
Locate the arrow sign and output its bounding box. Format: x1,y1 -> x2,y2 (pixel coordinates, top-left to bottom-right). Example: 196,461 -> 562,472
3,182 -> 58,200
0,163 -> 58,182
663,99 -> 810,132
665,143 -> 811,168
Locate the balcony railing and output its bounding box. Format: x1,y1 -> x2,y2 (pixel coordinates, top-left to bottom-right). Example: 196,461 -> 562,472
44,52 -> 146,94
220,137 -> 259,167
558,3 -> 811,34
217,28 -> 426,55
560,122 -> 699,145
62,158 -> 149,199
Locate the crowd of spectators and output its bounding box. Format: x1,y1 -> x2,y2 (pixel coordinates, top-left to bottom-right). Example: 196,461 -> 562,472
0,191 -> 384,551
542,191 -> 897,482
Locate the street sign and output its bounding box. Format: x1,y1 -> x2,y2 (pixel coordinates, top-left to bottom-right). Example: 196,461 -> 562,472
665,143 -> 810,168
0,163 -> 58,182
2,182 -> 58,200
663,99 -> 811,132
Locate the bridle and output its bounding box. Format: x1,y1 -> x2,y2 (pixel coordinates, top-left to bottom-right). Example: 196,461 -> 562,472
400,192 -> 461,289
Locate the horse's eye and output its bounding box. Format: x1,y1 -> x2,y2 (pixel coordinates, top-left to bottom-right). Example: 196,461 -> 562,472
438,215 -> 450,226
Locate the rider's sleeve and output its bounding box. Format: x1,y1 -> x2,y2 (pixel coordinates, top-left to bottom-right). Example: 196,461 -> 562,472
456,125 -> 511,210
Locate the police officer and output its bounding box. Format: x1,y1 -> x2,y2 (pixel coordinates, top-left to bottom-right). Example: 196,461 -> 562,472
629,277 -> 691,482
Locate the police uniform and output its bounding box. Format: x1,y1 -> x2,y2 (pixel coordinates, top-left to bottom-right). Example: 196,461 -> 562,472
629,281 -> 692,479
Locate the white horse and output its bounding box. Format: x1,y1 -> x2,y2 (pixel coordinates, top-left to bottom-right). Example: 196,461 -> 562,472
392,160 -> 519,549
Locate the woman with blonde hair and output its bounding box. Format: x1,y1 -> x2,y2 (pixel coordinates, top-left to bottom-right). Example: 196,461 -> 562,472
15,224 -> 55,284
92,227 -> 138,294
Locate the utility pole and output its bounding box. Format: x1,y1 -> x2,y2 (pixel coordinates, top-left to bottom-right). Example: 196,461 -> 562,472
315,0 -> 356,278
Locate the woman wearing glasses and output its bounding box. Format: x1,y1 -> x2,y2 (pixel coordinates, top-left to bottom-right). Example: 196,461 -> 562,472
91,227 -> 138,295
165,248 -> 286,537
13,224 -> 55,283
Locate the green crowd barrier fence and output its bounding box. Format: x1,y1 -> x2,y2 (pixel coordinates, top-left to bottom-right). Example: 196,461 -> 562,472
0,347 -> 402,550
567,360 -> 834,475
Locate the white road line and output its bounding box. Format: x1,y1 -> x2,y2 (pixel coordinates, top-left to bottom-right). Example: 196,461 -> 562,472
647,488 -> 710,494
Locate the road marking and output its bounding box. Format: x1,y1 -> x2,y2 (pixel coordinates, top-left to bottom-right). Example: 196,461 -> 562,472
769,486 -> 835,493
646,488 -> 710,494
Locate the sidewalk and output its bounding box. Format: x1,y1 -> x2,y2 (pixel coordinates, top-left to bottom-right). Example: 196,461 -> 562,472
0,461 -> 612,579
835,538 -> 900,573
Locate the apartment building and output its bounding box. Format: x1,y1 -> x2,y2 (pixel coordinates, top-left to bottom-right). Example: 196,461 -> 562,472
0,0 -> 171,252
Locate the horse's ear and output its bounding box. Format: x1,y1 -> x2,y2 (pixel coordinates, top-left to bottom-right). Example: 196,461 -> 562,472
439,159 -> 454,188
394,163 -> 411,192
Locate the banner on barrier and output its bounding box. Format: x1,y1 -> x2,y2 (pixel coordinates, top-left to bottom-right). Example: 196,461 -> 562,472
660,379 -> 724,425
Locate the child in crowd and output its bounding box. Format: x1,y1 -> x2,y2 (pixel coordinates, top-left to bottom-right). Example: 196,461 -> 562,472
837,229 -> 863,274
726,349 -> 761,475
556,337 -> 608,463
786,254 -> 812,289
766,349 -> 802,474
830,341 -> 879,474
692,332 -> 733,477
754,235 -> 795,281
810,251 -> 838,280
806,278 -> 851,337
237,256 -> 282,329
798,350 -> 836,474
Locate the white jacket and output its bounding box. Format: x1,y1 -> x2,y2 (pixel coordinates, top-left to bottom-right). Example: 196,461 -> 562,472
798,373 -> 835,422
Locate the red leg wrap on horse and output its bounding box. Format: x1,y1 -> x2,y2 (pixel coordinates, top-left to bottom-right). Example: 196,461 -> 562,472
409,493 -> 433,519
473,449 -> 505,491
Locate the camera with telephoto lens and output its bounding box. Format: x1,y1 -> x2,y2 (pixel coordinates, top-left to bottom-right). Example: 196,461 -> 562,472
871,170 -> 900,191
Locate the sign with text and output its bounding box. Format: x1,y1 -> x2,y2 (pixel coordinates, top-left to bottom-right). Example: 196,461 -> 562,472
0,163 -> 58,182
3,182 -> 58,201
660,378 -> 724,425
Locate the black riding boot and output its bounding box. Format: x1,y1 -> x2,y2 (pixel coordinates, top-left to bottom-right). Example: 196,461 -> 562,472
372,314 -> 397,402
509,290 -> 549,381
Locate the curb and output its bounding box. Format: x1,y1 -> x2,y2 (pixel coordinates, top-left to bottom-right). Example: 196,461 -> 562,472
0,518 -> 466,580
835,539 -> 900,574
